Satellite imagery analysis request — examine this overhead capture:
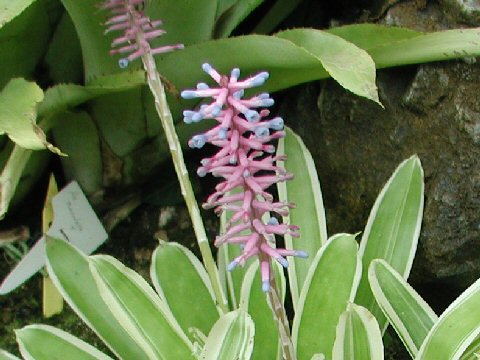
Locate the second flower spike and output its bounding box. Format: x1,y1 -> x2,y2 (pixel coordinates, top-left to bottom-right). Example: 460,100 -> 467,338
182,64 -> 307,292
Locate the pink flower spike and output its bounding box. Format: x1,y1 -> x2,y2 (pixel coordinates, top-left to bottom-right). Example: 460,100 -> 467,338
100,0 -> 183,67
182,64 -> 307,291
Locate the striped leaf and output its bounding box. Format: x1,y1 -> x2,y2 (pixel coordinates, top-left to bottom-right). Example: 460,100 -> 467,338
45,238 -> 148,359
416,277 -> 480,360
277,126 -> 327,310
369,259 -> 437,357
200,310 -> 255,360
16,325 -> 112,360
332,303 -> 384,360
356,156 -> 424,331
89,255 -> 194,359
150,242 -> 220,340
293,233 -> 361,360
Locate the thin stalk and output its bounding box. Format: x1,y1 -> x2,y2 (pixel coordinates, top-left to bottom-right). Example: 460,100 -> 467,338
268,275 -> 296,360
140,50 -> 229,314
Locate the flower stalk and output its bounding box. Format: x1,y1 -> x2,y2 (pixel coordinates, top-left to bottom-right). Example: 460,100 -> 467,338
101,0 -> 228,314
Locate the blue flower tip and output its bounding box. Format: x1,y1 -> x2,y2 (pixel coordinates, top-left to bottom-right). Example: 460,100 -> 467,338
267,217 -> 279,226
254,126 -> 269,138
197,168 -> 207,177
202,63 -> 213,73
227,260 -> 238,272
192,112 -> 204,122
245,110 -> 260,122
295,251 -> 309,259
181,90 -> 197,99
277,257 -> 289,268
269,117 -> 284,130
190,134 -> 207,149
197,82 -> 209,90
262,280 -> 270,292
118,58 -> 129,68
231,68 -> 240,78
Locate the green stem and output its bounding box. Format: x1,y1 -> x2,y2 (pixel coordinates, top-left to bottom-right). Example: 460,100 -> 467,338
140,51 -> 229,314
268,276 -> 296,360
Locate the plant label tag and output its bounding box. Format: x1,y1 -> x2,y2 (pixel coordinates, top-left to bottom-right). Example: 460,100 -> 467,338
0,181 -> 107,295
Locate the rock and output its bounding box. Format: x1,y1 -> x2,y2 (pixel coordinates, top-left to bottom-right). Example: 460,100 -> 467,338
280,60 -> 480,298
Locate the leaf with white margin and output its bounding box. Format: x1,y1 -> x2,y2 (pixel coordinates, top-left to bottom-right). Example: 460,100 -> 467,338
369,259 -> 437,357
16,324 -> 113,360
332,303 -> 383,360
416,277 -> 480,360
292,233 -> 361,360
89,255 -> 194,359
199,309 -> 255,360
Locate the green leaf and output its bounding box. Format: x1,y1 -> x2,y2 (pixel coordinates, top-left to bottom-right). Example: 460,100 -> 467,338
461,336 -> 480,360
355,156 -> 424,331
200,310 -> 255,360
0,78 -> 45,150
368,259 -> 437,357
90,255 -> 194,359
38,71 -> 146,123
148,0 -> 217,46
89,89 -> 146,157
0,0 -> 37,29
214,0 -> 265,38
0,1 -> 52,88
44,13 -> 83,84
277,126 -> 327,310
45,237 -> 148,359
332,303 -> 384,360
276,29 -> 381,105
292,233 -> 361,360
327,24 -> 422,52
16,325 -> 113,360
150,241 -> 220,341
416,277 -> 480,360
253,0 -> 302,34
240,261 -> 286,360
59,0 -> 120,81
0,349 -> 21,360
368,28 -> 480,69
52,111 -> 102,195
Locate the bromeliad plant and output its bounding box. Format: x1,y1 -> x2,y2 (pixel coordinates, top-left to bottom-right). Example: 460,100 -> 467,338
3,140 -> 480,359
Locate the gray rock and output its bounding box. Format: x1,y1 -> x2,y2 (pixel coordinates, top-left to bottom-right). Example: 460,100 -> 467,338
280,61 -> 480,294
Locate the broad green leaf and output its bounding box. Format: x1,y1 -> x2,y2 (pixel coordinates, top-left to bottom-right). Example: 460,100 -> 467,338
332,303 -> 384,360
89,89 -> 146,157
200,310 -> 255,360
52,111 -> 102,195
90,255 -> 194,359
277,126 -> 327,310
416,278 -> 480,360
38,71 -> 146,123
240,261 -> 286,360
59,0 -> 120,80
214,0 -> 265,38
149,0 -> 217,46
45,237 -> 148,359
44,13 -> 83,84
0,349 -> 21,360
0,79 -> 45,150
327,24 -> 422,52
276,29 -> 381,105
293,233 -> 361,360
369,259 -> 437,357
215,0 -> 238,20
150,242 -> 220,341
16,325 -> 113,360
253,0 -> 302,34
158,28 -> 480,103
356,156 -> 424,331
0,0 -> 37,28
369,28 -> 480,69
